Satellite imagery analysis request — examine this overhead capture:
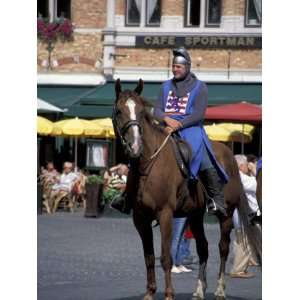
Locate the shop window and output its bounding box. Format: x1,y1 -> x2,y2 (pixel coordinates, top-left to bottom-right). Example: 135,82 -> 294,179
185,0 -> 201,26
126,0 -> 161,26
37,0 -> 71,21
245,0 -> 262,27
205,0 -> 221,27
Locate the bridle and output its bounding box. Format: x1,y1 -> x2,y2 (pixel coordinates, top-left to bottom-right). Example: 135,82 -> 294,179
112,104 -> 143,156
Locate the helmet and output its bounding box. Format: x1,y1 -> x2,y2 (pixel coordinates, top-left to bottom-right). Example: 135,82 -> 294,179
172,47 -> 191,66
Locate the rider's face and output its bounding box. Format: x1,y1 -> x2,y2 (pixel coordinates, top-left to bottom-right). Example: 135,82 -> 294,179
172,64 -> 187,80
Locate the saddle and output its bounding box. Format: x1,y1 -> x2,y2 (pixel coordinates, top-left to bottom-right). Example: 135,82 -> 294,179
170,133 -> 192,178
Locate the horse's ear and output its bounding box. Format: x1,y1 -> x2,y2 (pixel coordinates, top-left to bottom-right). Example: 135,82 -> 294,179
115,78 -> 122,101
134,78 -> 144,95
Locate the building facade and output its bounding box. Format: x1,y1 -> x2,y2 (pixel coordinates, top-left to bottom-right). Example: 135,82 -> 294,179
38,0 -> 261,90
37,0 -> 262,166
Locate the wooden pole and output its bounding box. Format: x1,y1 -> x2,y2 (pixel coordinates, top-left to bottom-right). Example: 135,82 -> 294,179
74,137 -> 78,172
241,124 -> 245,154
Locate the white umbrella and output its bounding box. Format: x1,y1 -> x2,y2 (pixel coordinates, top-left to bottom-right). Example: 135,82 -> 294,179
37,98 -> 67,112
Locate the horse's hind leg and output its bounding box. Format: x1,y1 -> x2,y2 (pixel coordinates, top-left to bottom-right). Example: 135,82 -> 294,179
133,211 -> 157,300
158,207 -> 175,300
189,210 -> 208,300
215,215 -> 233,300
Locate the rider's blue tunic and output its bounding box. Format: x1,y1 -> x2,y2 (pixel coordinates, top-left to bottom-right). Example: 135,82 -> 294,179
162,79 -> 228,183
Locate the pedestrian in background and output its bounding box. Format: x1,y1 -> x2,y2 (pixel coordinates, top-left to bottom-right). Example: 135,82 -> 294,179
230,155 -> 260,278
171,217 -> 193,274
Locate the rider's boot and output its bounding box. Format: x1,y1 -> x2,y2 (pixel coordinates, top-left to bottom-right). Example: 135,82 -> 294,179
110,192 -> 131,215
199,167 -> 227,216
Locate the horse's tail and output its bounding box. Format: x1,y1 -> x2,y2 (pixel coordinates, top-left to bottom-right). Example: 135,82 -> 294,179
237,188 -> 262,265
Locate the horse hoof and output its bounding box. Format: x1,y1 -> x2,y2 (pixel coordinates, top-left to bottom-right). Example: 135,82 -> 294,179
143,295 -> 153,300
215,296 -> 225,300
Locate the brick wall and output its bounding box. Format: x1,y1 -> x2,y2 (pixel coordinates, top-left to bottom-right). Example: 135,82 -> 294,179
72,0 -> 106,28
115,48 -> 261,70
222,0 -> 245,16
116,0 -> 125,15
37,33 -> 103,72
162,0 -> 184,16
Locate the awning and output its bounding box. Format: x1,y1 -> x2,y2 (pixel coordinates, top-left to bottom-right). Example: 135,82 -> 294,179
37,82 -> 261,118
37,98 -> 66,112
205,101 -> 262,123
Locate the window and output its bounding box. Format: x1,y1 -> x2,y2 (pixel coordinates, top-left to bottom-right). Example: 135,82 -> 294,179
56,0 -> 71,19
206,0 -> 221,27
126,0 -> 161,26
146,0 -> 161,26
185,0 -> 201,26
185,0 -> 221,27
37,0 -> 49,18
126,0 -> 141,26
245,0 -> 261,27
37,0 -> 71,21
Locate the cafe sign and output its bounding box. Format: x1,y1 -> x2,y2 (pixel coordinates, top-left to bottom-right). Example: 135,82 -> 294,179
136,35 -> 261,49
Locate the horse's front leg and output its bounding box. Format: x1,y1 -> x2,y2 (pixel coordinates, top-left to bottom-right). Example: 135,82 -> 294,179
189,210 -> 208,300
133,210 -> 157,300
158,207 -> 174,300
215,215 -> 233,300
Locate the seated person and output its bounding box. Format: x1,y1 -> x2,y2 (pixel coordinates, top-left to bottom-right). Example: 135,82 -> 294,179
104,164 -> 128,192
48,162 -> 79,212
40,161 -> 60,185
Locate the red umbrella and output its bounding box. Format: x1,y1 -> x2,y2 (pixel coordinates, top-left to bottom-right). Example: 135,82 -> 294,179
205,101 -> 262,154
205,101 -> 261,123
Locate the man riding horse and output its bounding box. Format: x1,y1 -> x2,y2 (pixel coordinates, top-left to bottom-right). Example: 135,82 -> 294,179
111,47 -> 228,216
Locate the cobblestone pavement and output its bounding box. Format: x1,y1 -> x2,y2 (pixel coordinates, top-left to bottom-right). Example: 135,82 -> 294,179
38,210 -> 261,300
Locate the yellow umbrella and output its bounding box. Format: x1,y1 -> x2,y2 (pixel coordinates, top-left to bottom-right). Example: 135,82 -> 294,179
218,123 -> 255,148
51,117 -> 105,169
91,118 -> 115,138
52,117 -> 104,137
37,116 -> 53,135
204,124 -> 232,142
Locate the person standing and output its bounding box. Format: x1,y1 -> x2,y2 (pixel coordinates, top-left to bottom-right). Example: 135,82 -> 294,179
230,155 -> 260,278
171,217 -> 192,274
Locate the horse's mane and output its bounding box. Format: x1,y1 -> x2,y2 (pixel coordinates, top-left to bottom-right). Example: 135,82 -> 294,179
141,97 -> 166,136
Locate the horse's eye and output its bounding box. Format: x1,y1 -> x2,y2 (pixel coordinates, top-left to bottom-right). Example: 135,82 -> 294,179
115,109 -> 121,115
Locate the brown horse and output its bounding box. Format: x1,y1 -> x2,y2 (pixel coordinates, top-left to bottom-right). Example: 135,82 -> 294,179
113,79 -> 260,300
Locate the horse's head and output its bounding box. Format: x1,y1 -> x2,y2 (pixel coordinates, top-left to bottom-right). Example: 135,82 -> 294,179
113,78 -> 145,158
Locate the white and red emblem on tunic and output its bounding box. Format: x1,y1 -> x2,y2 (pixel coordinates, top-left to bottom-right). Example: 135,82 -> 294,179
165,91 -> 190,115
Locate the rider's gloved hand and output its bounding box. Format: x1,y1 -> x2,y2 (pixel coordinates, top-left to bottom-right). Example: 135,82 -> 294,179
163,116 -> 182,130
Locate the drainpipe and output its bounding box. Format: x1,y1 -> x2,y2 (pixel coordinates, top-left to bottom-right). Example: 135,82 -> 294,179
103,0 -> 116,80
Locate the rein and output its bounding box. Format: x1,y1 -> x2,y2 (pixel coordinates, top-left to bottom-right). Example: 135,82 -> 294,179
148,133 -> 172,161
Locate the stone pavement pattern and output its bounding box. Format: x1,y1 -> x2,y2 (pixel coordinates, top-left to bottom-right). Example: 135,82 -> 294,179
38,211 -> 261,300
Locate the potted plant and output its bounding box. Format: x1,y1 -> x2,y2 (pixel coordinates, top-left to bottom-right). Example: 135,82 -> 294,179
84,175 -> 104,218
